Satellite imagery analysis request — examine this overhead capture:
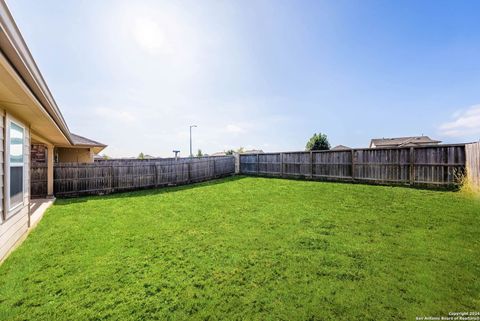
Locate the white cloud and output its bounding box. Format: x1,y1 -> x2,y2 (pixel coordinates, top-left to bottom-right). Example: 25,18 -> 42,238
439,105 -> 480,137
40,1 -> 299,158
94,107 -> 137,124
225,124 -> 246,134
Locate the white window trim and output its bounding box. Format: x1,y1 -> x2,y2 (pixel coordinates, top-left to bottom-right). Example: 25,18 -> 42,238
5,114 -> 25,215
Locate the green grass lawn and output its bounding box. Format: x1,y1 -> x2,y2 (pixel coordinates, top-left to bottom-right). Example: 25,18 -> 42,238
0,176 -> 479,320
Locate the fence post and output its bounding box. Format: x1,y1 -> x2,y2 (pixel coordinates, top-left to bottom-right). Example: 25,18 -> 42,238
187,160 -> 191,183
154,163 -> 158,188
409,147 -> 415,185
310,151 -> 314,179
280,153 -> 284,177
256,153 -> 259,175
351,149 -> 355,181
465,142 -> 480,191
213,158 -> 216,177
110,165 -> 114,192
234,154 -> 240,174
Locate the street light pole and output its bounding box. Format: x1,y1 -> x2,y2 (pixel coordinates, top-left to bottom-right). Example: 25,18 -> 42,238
189,125 -> 197,157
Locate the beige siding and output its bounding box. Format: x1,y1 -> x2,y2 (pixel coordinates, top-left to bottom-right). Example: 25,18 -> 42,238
0,112 -> 30,262
0,210 -> 28,259
56,147 -> 94,163
0,111 -> 3,223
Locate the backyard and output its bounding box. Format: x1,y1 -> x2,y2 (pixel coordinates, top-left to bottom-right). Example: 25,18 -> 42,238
0,176 -> 479,320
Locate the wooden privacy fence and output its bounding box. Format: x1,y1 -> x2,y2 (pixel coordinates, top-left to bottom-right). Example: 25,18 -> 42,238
465,142 -> 480,191
30,163 -> 48,198
240,144 -> 467,187
29,144 -> 478,197
52,156 -> 235,197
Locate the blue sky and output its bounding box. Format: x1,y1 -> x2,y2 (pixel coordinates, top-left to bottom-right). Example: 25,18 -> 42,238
7,0 -> 480,157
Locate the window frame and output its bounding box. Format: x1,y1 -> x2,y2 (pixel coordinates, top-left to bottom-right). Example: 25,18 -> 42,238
5,116 -> 25,214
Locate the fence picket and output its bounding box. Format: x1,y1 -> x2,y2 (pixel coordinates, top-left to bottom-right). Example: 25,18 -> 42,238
239,144 -> 466,188
465,142 -> 480,191
31,156 -> 235,197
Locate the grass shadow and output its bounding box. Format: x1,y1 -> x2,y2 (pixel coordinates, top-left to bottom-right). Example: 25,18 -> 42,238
53,175 -> 247,205
53,173 -> 462,207
243,173 -> 462,193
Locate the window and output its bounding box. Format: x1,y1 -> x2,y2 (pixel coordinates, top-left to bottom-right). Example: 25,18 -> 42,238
9,121 -> 24,209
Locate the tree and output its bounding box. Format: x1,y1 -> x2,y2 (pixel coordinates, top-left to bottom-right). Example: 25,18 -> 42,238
225,149 -> 235,155
196,149 -> 203,157
306,133 -> 330,151
102,154 -> 110,160
138,152 -> 145,160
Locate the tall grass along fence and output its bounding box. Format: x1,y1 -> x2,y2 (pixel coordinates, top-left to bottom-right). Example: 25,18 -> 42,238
240,144 -> 470,188
465,142 -> 480,192
52,156 -> 235,197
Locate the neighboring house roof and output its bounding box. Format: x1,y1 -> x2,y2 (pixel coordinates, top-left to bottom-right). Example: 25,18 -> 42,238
210,152 -> 227,156
61,133 -> 107,154
70,133 -> 106,147
243,149 -> 264,154
370,136 -> 441,148
213,149 -> 263,155
331,145 -> 351,150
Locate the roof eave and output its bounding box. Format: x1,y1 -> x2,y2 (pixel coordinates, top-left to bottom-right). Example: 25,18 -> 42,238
74,144 -> 107,148
0,1 -> 73,145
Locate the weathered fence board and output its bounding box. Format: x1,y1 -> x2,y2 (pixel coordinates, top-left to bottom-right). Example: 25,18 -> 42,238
30,164 -> 47,198
52,156 -> 234,197
29,144 -> 474,197
465,142 -> 480,191
240,145 -> 466,188
314,150 -> 352,179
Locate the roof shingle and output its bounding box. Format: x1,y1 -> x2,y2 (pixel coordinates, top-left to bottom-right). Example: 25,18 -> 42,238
370,136 -> 441,148
70,133 -> 106,147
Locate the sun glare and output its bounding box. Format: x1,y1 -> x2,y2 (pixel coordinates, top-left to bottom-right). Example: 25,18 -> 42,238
132,17 -> 171,55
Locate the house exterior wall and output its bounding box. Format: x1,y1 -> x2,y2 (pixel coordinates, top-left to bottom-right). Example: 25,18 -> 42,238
0,111 -> 31,262
55,147 -> 93,163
